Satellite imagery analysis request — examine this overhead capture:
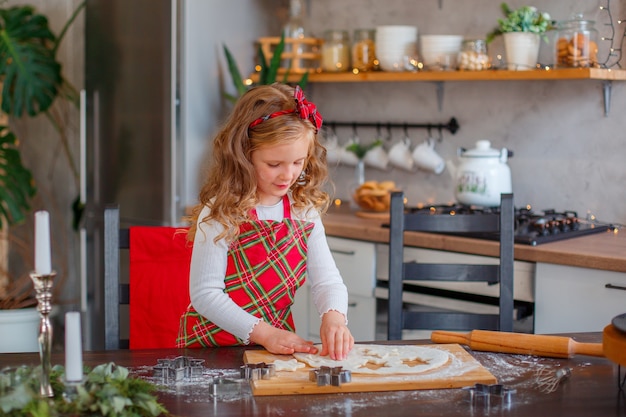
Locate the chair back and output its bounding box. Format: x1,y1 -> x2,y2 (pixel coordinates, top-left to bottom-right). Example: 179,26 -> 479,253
104,206 -> 192,349
387,191 -> 514,340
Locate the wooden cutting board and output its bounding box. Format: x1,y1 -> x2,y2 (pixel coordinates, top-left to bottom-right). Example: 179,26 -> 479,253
244,343 -> 496,396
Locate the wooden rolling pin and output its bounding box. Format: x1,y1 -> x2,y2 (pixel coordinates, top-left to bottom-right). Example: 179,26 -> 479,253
431,329 -> 604,358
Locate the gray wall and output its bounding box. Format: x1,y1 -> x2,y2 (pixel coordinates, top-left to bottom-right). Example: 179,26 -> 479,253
301,0 -> 626,225
184,0 -> 626,225
182,0 -> 286,209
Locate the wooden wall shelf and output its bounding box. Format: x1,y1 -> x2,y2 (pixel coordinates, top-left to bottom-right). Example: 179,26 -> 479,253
248,68 -> 624,116
249,68 -> 626,83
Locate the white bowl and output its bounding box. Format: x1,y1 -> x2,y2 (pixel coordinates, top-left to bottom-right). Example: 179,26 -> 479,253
376,25 -> 418,35
419,35 -> 463,69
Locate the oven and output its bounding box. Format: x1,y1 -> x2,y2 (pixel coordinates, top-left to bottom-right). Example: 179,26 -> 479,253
374,244 -> 536,338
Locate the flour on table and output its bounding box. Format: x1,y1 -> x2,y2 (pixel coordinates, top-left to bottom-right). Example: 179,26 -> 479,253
273,358 -> 305,372
293,344 -> 450,374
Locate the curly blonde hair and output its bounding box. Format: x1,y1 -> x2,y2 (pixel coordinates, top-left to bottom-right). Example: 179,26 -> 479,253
187,83 -> 330,243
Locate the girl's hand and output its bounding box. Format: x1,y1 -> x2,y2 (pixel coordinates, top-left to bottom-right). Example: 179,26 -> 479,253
319,310 -> 354,360
249,321 -> 318,355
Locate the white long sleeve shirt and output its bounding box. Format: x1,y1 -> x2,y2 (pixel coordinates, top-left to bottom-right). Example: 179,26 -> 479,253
188,198 -> 348,343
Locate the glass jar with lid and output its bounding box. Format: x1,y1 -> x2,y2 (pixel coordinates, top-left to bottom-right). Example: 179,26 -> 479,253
351,29 -> 376,72
555,15 -> 599,68
321,30 -> 350,72
457,39 -> 491,71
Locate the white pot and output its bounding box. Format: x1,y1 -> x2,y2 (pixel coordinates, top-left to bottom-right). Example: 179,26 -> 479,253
448,140 -> 512,207
0,307 -> 40,353
503,32 -> 540,70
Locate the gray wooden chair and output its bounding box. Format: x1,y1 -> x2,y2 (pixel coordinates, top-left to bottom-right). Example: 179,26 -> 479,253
103,205 -> 191,350
104,205 -> 130,350
387,191 -> 515,340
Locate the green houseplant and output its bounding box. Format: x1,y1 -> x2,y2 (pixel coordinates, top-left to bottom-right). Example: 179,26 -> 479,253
487,3 -> 554,70
0,4 -> 83,230
0,2 -> 84,314
223,33 -> 309,102
486,3 -> 554,43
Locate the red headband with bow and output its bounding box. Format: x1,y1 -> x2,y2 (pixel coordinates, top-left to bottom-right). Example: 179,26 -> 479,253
249,86 -> 323,132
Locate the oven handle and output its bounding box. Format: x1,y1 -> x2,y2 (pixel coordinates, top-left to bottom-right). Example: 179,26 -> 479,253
605,283 -> 626,291
330,249 -> 356,256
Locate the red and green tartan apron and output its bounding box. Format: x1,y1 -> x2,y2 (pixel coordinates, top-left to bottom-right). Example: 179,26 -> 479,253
177,196 -> 314,347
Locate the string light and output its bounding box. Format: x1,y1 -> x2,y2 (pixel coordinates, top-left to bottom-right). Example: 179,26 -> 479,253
597,0 -> 625,68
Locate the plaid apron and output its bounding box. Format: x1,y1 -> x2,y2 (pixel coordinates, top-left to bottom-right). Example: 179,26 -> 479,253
177,196 -> 314,347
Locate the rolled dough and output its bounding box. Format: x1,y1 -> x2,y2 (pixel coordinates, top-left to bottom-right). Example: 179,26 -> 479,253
273,358 -> 306,372
293,344 -> 450,374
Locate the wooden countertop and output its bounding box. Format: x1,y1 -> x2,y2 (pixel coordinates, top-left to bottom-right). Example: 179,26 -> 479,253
2,333 -> 623,417
322,207 -> 626,273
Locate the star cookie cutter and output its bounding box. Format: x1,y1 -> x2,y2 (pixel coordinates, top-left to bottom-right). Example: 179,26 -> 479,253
465,383 -> 516,408
240,362 -> 276,380
152,356 -> 205,383
309,366 -> 352,387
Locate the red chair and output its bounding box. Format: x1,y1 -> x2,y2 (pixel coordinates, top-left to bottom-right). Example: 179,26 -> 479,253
104,206 -> 192,349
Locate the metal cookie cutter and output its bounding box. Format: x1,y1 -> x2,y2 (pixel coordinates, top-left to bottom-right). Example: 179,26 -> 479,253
465,383 -> 516,408
309,366 -> 352,387
208,376 -> 247,397
240,362 -> 275,380
152,356 -> 205,383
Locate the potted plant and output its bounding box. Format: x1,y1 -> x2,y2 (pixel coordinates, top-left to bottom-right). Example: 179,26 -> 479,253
487,3 -> 554,70
223,33 -> 309,102
0,2 -> 84,352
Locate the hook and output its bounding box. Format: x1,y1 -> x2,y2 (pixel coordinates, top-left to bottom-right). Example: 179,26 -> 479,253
376,123 -> 382,139
427,125 -> 433,138
403,123 -> 409,138
327,122 -> 337,137
437,125 -> 443,142
351,122 -> 360,143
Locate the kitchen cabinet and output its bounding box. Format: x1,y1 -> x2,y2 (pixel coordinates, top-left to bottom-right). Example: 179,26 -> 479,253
293,237 -> 377,342
534,263 -> 626,334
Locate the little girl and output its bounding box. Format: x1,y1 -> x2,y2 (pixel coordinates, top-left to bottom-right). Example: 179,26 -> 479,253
177,83 -> 354,360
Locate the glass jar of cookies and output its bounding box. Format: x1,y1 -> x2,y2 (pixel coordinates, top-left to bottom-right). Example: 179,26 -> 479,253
555,16 -> 599,68
351,29 -> 377,72
457,39 -> 491,71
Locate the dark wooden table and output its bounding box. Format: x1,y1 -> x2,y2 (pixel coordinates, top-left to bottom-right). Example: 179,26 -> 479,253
1,334 -> 624,417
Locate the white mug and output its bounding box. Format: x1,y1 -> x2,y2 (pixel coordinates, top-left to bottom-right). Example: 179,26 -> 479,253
322,133 -> 341,166
364,145 -> 389,170
412,138 -> 445,174
388,139 -> 415,171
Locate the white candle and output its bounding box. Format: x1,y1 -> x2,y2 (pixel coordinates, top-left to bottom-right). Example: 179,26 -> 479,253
34,210 -> 52,275
65,311 -> 83,382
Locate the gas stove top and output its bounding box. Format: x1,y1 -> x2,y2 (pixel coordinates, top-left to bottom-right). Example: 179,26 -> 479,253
404,204 -> 613,246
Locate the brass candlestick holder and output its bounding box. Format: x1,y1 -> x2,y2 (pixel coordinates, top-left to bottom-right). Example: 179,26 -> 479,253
30,271 -> 56,398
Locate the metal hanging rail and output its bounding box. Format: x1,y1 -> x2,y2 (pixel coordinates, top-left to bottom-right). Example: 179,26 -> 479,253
324,117 -> 460,136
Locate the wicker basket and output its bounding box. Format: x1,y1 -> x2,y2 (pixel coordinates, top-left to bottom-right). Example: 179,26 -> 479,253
257,37 -> 322,74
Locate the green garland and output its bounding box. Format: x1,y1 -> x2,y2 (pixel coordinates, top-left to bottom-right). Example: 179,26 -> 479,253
0,363 -> 167,417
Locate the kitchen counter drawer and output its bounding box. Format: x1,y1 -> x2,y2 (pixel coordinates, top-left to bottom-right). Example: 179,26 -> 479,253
534,263 -> 626,333
375,244 -> 535,302
327,236 -> 376,297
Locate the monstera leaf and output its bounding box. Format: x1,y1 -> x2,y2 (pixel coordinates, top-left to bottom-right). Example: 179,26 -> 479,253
0,126 -> 36,226
0,6 -> 62,117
